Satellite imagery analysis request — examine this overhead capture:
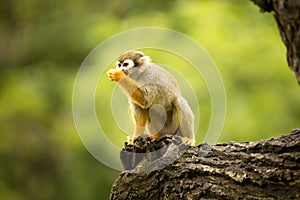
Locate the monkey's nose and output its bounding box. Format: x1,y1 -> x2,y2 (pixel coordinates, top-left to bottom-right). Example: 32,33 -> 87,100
122,69 -> 128,75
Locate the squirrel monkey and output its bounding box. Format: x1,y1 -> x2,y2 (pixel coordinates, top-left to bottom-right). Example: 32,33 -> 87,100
107,50 -> 195,145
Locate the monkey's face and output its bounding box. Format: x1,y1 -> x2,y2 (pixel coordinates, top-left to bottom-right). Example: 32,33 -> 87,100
116,50 -> 152,76
116,59 -> 135,75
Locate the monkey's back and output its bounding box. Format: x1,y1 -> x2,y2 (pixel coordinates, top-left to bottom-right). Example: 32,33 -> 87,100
134,64 -> 182,110
136,64 -> 181,94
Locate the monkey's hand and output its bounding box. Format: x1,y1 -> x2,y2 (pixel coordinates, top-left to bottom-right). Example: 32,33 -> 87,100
107,69 -> 125,82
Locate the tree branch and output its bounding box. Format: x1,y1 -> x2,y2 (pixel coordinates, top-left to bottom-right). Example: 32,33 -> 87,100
110,129 -> 300,199
251,0 -> 300,86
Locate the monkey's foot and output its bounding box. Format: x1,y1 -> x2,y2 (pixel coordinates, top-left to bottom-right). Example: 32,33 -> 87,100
151,134 -> 195,146
127,134 -> 154,145
127,134 -> 152,145
127,136 -> 138,145
182,137 -> 195,146
150,133 -> 162,142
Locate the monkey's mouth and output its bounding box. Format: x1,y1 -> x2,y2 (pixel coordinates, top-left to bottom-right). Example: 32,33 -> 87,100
122,69 -> 128,75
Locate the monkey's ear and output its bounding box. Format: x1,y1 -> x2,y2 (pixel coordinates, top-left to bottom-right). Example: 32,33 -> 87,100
138,55 -> 151,66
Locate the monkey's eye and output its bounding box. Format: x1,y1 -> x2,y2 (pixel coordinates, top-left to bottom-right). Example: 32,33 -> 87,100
116,61 -> 121,68
122,59 -> 134,68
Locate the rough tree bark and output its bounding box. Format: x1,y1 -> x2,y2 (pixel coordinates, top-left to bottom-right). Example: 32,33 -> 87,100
111,129 -> 300,199
251,0 -> 300,86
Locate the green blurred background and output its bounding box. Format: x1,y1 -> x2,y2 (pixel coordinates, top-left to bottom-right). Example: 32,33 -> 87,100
1,0 -> 300,199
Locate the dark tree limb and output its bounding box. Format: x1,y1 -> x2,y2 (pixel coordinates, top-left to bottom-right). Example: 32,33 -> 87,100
110,129 -> 300,199
251,0 -> 300,86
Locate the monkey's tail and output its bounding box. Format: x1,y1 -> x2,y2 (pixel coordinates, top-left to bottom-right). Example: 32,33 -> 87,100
175,97 -> 195,145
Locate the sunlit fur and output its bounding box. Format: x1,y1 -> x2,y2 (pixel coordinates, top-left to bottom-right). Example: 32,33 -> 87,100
108,50 -> 195,145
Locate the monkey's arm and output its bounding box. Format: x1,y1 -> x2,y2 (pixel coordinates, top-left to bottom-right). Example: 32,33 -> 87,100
108,69 -> 152,108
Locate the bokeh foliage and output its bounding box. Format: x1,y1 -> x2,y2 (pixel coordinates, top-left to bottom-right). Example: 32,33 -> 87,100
0,0 -> 299,199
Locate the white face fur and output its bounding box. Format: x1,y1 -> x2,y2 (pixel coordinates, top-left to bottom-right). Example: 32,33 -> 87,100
116,55 -> 151,75
116,59 -> 135,72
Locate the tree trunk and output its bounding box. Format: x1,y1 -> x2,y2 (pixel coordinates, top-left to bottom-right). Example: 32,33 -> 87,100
251,0 -> 300,86
110,129 -> 300,199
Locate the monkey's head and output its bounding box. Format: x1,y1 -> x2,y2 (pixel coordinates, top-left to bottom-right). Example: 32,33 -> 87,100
116,50 -> 151,75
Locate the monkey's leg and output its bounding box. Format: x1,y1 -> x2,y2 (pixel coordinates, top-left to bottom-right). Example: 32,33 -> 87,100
154,98 -> 195,145
152,102 -> 181,140
177,97 -> 195,145
147,104 -> 169,141
149,111 -> 173,141
127,104 -> 149,144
